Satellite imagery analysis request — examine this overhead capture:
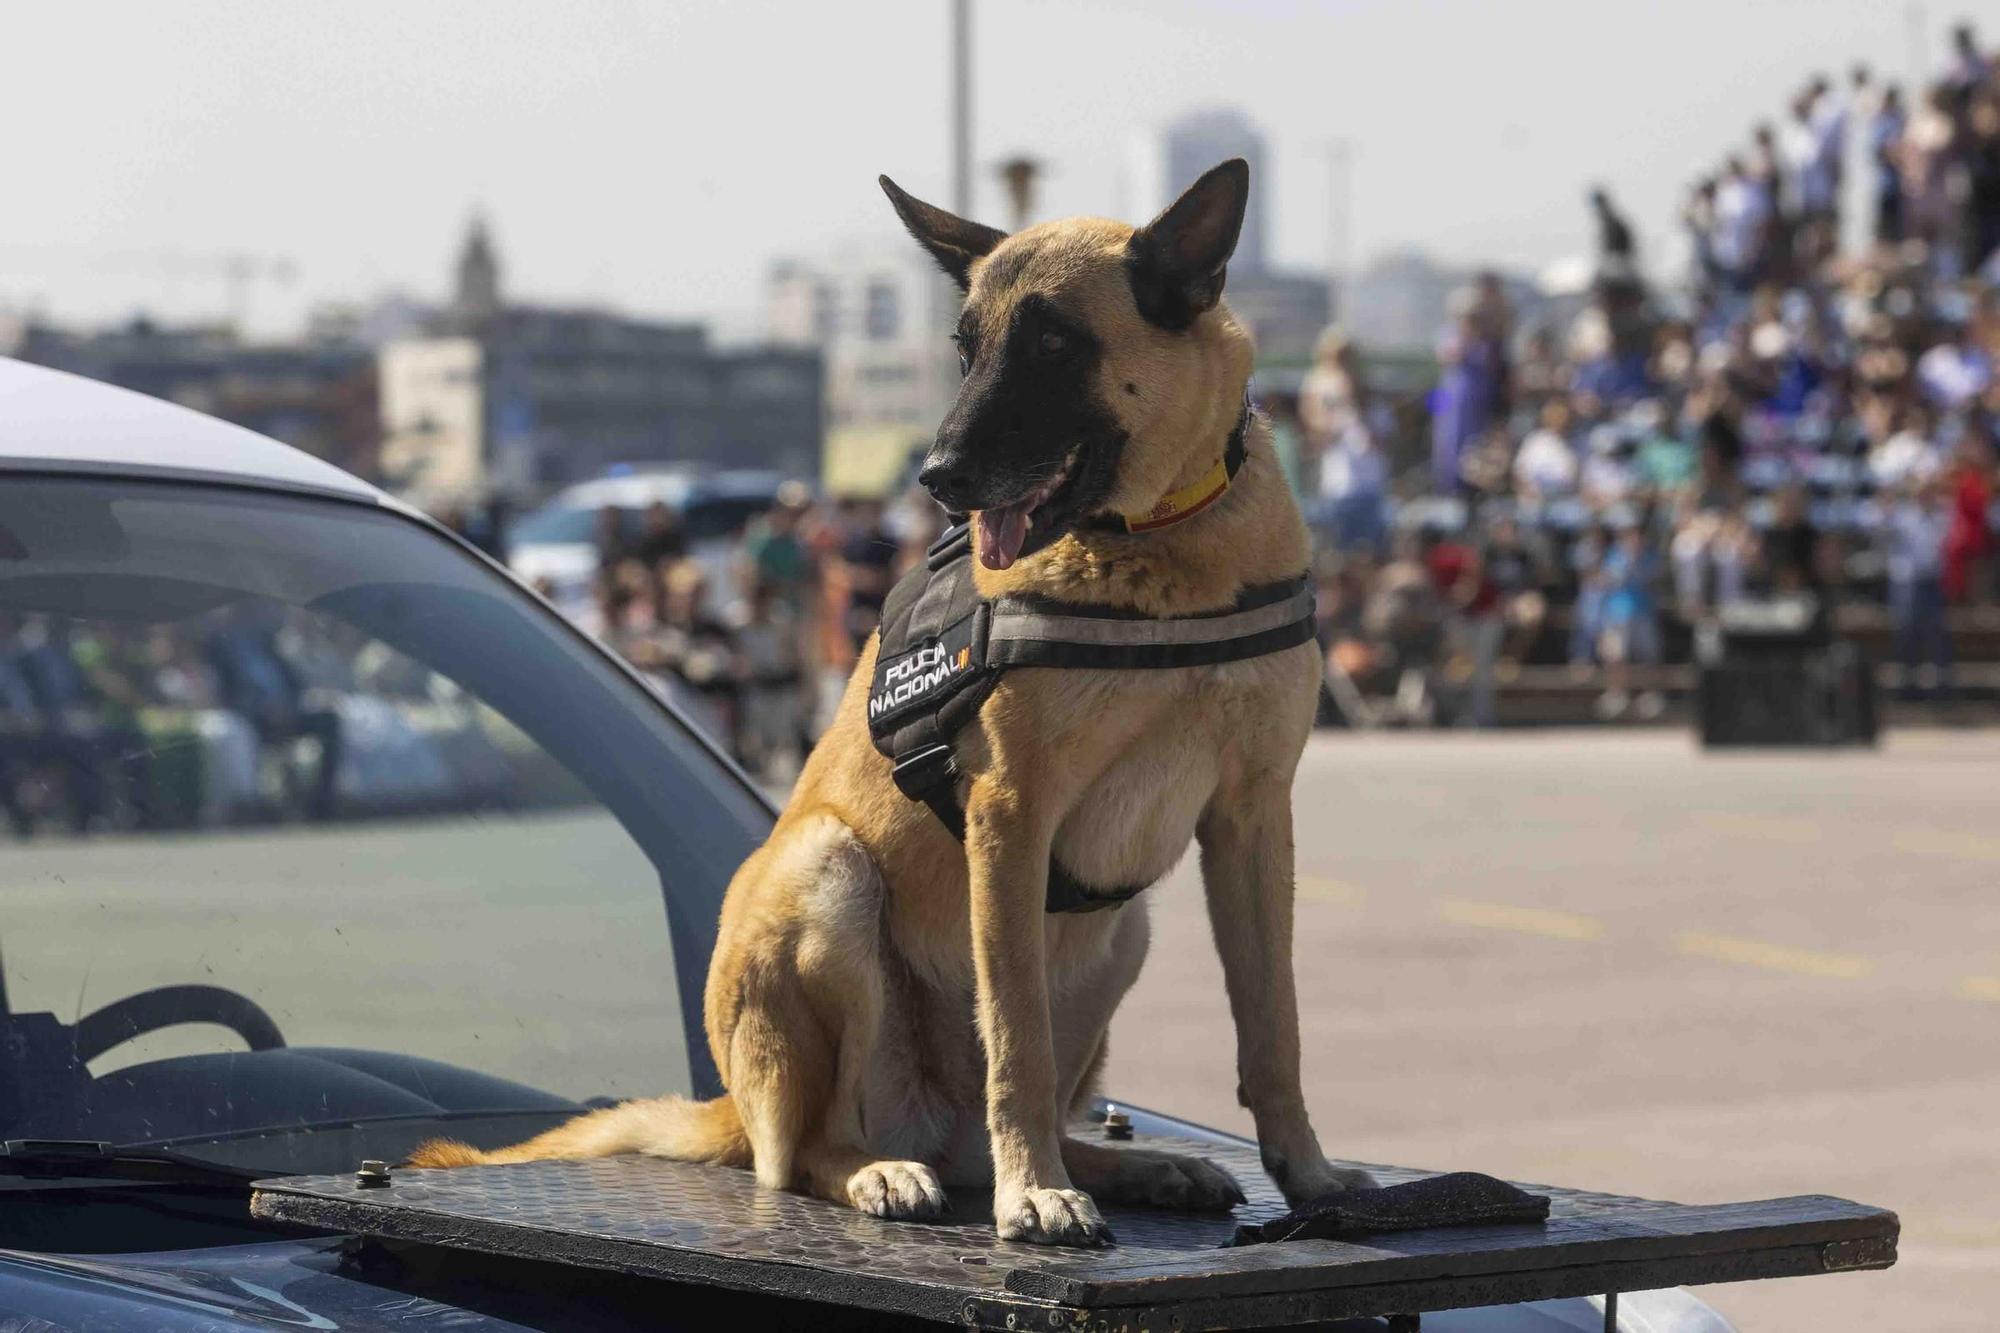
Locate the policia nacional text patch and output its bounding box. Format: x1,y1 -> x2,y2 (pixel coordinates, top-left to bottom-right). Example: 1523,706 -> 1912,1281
868,611 -> 981,730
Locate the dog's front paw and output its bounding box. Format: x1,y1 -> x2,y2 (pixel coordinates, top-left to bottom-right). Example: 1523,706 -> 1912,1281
995,1186 -> 1114,1247
1279,1162 -> 1374,1205
1090,1148 -> 1248,1211
1263,1147 -> 1374,1206
848,1160 -> 950,1220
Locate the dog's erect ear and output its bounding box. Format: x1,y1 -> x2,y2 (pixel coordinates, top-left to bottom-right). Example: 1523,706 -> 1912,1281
1126,157 -> 1249,330
879,176 -> 1007,291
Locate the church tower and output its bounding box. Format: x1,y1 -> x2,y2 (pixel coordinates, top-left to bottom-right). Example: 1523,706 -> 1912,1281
453,213 -> 502,326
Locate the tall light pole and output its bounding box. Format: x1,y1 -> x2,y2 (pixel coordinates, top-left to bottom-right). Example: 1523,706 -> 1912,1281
1321,138 -> 1355,328
952,0 -> 973,218
1905,3 -> 1926,88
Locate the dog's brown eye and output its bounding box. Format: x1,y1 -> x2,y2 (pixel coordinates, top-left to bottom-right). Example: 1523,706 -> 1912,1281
1038,330 -> 1068,356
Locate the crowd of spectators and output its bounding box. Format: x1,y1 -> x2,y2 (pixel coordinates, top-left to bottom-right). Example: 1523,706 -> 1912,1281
1269,22 -> 2000,724
550,483 -> 947,779
0,607 -> 364,835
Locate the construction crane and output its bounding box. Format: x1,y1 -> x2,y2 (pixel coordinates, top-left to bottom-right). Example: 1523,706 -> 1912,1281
0,246 -> 301,331
97,250 -> 300,331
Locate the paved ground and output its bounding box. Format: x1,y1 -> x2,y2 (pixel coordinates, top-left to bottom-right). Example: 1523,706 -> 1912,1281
11,729 -> 1995,1328
1106,729 -> 2000,1333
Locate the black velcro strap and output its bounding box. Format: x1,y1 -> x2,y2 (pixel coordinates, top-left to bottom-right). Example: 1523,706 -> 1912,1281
891,744 -> 966,840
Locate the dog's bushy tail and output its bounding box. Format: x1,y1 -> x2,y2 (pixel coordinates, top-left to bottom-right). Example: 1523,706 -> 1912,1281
407,1094 -> 750,1170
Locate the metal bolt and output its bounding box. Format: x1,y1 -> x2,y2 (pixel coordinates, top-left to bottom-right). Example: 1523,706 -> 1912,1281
1103,1107 -> 1133,1141
355,1159 -> 391,1189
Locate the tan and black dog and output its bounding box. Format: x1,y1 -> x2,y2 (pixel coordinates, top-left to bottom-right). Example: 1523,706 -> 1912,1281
412,158 -> 1368,1247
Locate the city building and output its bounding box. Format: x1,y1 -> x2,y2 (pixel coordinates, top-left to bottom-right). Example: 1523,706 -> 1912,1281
7,316 -> 381,478
378,220 -> 822,504
1158,109 -> 1271,274
766,242 -> 956,495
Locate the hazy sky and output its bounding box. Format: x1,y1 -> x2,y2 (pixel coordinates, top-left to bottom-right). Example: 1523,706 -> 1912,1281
2,0 -> 1985,339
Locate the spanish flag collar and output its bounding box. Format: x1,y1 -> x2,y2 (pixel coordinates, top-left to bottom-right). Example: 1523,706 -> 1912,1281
1111,395 -> 1251,535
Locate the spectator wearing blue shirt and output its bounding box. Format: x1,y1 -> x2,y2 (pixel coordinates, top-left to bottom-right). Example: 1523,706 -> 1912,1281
1887,476 -> 1955,699
1596,525 -> 1666,720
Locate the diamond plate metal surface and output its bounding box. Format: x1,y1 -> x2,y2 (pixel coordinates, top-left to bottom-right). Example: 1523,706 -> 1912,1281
252,1130 -> 1692,1324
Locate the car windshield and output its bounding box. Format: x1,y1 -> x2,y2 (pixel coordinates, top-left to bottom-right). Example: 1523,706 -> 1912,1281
508,504 -> 601,545
681,494 -> 776,541
0,477 -> 769,1174
512,494 -> 776,548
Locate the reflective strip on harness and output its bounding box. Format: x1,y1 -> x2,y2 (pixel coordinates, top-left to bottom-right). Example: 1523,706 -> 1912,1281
986,583 -> 1314,664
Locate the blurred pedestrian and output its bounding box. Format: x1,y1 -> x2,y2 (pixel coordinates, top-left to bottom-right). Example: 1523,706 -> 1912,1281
1426,528 -> 1502,728
1513,398 -> 1581,502
1298,329 -> 1367,496
1595,525 -> 1666,720
633,499 -> 686,571
1963,88 -> 2000,275
1759,482 -> 1825,595
834,499 -> 899,657
1943,430 -> 1995,602
1887,475 -> 1955,698
1947,22 -> 1991,95
1484,513 -> 1555,673
1712,156 -> 1773,299
1869,83 -> 1908,246
739,483 -> 815,610
1431,296 -> 1507,494
592,503 -> 629,574
728,578 -> 809,778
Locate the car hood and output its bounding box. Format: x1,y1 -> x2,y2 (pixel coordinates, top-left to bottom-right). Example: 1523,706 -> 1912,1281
0,1239 -> 478,1332
0,1235 -> 675,1332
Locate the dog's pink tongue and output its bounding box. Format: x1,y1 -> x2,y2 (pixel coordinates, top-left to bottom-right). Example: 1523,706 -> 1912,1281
976,503 -> 1031,570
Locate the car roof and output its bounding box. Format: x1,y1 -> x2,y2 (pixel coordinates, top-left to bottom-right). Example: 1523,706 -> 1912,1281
0,355 -> 383,502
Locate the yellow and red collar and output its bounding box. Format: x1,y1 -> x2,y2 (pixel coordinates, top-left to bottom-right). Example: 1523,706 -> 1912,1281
1110,396 -> 1250,534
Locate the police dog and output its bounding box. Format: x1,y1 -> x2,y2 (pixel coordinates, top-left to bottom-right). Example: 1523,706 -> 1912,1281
412,159 -> 1367,1247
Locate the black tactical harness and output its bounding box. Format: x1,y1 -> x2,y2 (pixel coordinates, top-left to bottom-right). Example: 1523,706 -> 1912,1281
866,463 -> 1317,914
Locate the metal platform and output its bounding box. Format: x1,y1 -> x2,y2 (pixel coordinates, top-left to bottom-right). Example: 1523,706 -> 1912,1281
250,1132 -> 1896,1331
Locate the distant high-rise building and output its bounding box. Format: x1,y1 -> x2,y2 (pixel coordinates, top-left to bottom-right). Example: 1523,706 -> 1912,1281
1127,109 -> 1332,364
1160,108 -> 1269,274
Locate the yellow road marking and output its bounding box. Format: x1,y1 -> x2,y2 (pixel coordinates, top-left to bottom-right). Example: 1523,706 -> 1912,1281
1674,932 -> 1874,980
1955,976 -> 2000,1003
1436,899 -> 1604,942
1296,876 -> 1365,907
1700,813 -> 1821,843
1893,829 -> 2000,863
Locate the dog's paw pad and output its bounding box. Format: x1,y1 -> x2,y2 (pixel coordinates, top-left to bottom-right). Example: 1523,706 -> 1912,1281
848,1160 -> 949,1220
995,1187 -> 1113,1248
